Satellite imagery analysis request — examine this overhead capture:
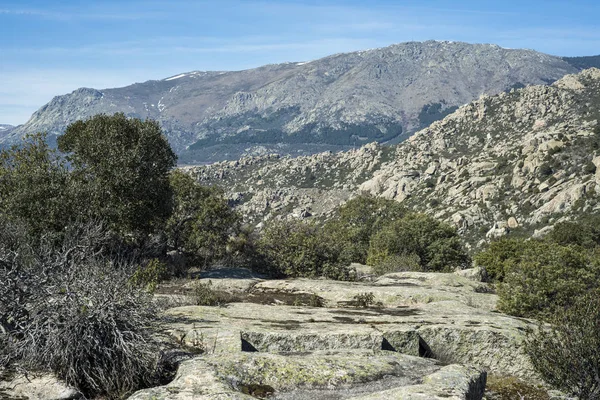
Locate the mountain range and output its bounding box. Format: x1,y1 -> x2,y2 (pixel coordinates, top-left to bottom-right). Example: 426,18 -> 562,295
3,41 -> 598,163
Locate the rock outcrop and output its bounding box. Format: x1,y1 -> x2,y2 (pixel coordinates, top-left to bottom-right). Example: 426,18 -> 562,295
130,354 -> 486,400
0,373 -> 80,400
131,268 -> 540,399
190,68 -> 600,246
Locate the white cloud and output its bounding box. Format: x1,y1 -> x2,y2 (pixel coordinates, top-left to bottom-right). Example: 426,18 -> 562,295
0,6 -> 161,21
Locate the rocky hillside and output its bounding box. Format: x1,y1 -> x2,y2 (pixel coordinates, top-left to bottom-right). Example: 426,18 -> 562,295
563,55 -> 600,70
190,68 -> 600,248
4,41 -> 580,163
0,125 -> 13,141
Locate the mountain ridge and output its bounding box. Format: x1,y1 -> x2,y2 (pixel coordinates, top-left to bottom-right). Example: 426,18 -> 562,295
2,40 -> 592,162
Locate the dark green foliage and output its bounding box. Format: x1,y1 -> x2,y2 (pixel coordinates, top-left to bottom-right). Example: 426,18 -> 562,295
563,55 -> 600,70
192,281 -> 231,306
0,133 -> 71,237
323,194 -> 408,264
351,292 -> 377,308
256,219 -> 354,280
58,113 -> 177,236
525,294 -> 600,399
474,238 -> 527,282
167,170 -> 241,269
547,220 -> 600,249
497,240 -> 600,318
418,103 -> 458,127
486,220 -> 600,318
538,163 -> 553,177
130,258 -> 170,292
584,160 -> 597,174
188,110 -> 403,149
367,213 -> 470,272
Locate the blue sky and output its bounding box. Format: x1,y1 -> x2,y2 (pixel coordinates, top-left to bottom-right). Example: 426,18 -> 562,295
1,0 -> 599,125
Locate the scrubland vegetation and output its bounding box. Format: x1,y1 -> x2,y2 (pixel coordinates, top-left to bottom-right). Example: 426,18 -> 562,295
476,219 -> 600,399
1,113 -> 600,399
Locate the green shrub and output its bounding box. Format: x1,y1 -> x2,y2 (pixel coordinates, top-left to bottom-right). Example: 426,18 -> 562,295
322,194 -> 407,264
192,280 -> 230,306
0,133 -> 71,237
351,292 -> 377,308
497,240 -> 600,318
167,170 -> 241,269
58,113 -> 177,237
525,294 -> 600,399
538,163 -> 553,177
257,219 -> 354,280
584,161 -> 597,175
474,238 -> 527,282
130,258 -> 169,292
371,252 -> 423,276
547,219 -> 600,249
367,213 -> 470,272
1,115 -> 178,243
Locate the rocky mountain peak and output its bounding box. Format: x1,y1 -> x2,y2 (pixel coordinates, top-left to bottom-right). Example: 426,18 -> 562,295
2,41 -> 583,163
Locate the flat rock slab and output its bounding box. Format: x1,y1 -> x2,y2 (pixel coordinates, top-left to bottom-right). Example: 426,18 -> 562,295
252,271 -> 497,311
0,373 -> 80,400
130,352 -> 486,400
163,299 -> 536,380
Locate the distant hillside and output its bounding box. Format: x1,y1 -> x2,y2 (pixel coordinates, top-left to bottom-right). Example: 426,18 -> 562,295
564,55 -> 600,70
189,68 -> 600,248
3,41 -> 578,163
0,124 -> 14,141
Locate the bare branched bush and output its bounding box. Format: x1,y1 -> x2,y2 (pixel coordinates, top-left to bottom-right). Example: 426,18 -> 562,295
0,219 -> 164,399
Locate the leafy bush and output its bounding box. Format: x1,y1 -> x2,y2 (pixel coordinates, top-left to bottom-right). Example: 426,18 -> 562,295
130,258 -> 170,292
256,219 -> 354,280
371,252 -> 423,276
58,113 -> 177,237
0,220 -> 163,399
351,292 -> 377,308
0,133 -> 71,237
525,294 -> 600,399
546,219 -> 600,249
167,170 -> 241,269
191,281 -> 232,306
367,213 -> 470,272
323,194 -> 407,264
474,238 -> 527,282
1,115 -> 178,242
307,293 -> 325,308
584,160 -> 597,175
538,163 -> 553,177
497,240 -> 600,318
